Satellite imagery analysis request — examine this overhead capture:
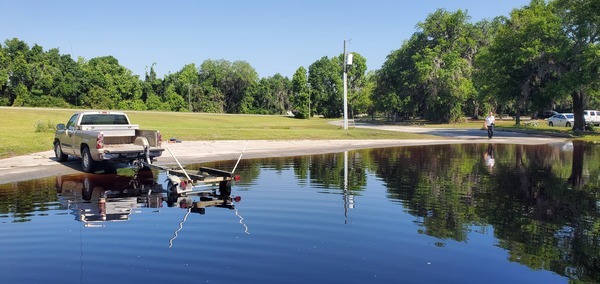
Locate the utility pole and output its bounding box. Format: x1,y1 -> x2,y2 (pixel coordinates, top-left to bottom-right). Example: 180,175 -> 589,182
343,40 -> 352,130
343,40 -> 348,130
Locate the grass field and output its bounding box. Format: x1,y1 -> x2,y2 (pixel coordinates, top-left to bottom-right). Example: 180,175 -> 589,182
0,107 -> 433,159
3,107 -> 597,160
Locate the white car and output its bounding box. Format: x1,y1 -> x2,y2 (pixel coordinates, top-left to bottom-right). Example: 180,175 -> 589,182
547,113 -> 574,127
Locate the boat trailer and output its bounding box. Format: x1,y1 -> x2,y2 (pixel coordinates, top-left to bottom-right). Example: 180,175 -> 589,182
142,161 -> 240,209
138,144 -> 245,212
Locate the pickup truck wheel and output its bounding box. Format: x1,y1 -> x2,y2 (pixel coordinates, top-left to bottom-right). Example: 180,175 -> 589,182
566,122 -> 571,127
54,142 -> 68,162
81,147 -> 96,173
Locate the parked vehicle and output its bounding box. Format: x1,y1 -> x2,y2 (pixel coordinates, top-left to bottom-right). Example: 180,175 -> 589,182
547,113 -> 575,127
535,111 -> 559,119
54,111 -> 164,173
583,110 -> 600,126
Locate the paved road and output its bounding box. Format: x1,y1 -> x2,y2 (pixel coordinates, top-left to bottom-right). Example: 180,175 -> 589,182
352,122 -> 570,140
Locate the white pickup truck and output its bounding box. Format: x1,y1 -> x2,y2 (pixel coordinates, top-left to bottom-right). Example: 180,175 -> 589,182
583,110 -> 600,126
53,111 -> 164,173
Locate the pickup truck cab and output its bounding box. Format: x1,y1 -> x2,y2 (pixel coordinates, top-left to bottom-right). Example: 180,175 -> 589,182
54,111 -> 164,173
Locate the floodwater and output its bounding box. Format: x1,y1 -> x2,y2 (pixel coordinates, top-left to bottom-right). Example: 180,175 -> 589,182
1,142 -> 599,283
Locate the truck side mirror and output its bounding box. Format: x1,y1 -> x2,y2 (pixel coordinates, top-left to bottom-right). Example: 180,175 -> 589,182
57,123 -> 65,130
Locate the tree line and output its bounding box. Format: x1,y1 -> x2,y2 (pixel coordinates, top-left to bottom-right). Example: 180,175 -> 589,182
1,0 -> 598,129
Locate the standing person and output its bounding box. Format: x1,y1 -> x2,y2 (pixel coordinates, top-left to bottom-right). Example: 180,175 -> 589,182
485,111 -> 495,138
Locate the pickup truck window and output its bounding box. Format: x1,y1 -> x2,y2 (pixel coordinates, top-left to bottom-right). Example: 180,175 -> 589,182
66,114 -> 78,130
80,114 -> 130,125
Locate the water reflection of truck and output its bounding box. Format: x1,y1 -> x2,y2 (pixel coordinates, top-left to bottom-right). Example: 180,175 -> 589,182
56,169 -> 241,225
56,170 -> 164,225
53,111 -> 164,173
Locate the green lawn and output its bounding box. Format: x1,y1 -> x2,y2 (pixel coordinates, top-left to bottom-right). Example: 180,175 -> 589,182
4,107 -> 597,160
0,107 -> 432,159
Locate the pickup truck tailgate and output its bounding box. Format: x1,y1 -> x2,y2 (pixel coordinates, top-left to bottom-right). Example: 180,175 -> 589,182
102,144 -> 163,154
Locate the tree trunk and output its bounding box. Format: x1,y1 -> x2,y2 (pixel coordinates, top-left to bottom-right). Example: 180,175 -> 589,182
572,89 -> 585,131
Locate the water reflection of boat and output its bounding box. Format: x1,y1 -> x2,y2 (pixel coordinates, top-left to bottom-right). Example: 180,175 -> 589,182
56,169 -> 164,225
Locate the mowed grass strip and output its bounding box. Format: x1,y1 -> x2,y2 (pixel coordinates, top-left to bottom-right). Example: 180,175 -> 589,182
0,107 -> 434,159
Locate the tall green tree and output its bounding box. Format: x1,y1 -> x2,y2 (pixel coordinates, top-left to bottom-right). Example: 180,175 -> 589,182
164,83 -> 187,112
352,70 -> 375,116
375,38 -> 422,121
198,59 -> 258,114
249,74 -> 291,115
225,60 -> 258,113
197,59 -> 227,113
469,18 -> 505,118
53,53 -> 83,107
27,46 -> 72,107
553,0 -> 600,130
291,66 -> 310,118
3,38 -> 31,106
413,9 -> 479,123
174,63 -> 199,112
0,44 -> 8,105
475,0 -> 566,125
142,63 -> 163,106
377,9 -> 480,123
340,52 -> 369,119
308,56 -> 342,118
80,56 -> 142,109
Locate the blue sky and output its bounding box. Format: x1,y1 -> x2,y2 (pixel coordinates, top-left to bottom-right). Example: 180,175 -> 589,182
1,0 -> 531,79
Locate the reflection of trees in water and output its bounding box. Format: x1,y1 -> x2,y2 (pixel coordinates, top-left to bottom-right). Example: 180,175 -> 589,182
569,140 -> 584,187
206,153 -> 368,191
300,153 -> 367,191
370,143 -> 599,282
371,144 -> 485,242
0,177 -> 57,223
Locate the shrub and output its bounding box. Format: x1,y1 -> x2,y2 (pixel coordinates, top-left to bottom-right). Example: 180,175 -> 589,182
34,120 -> 56,133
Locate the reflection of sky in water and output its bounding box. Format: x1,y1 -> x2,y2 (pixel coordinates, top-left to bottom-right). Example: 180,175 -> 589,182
1,143 -> 598,283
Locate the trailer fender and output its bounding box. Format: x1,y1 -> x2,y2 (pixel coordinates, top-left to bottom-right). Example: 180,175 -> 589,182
167,175 -> 182,187
134,137 -> 151,163
167,175 -> 193,194
134,137 -> 149,147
